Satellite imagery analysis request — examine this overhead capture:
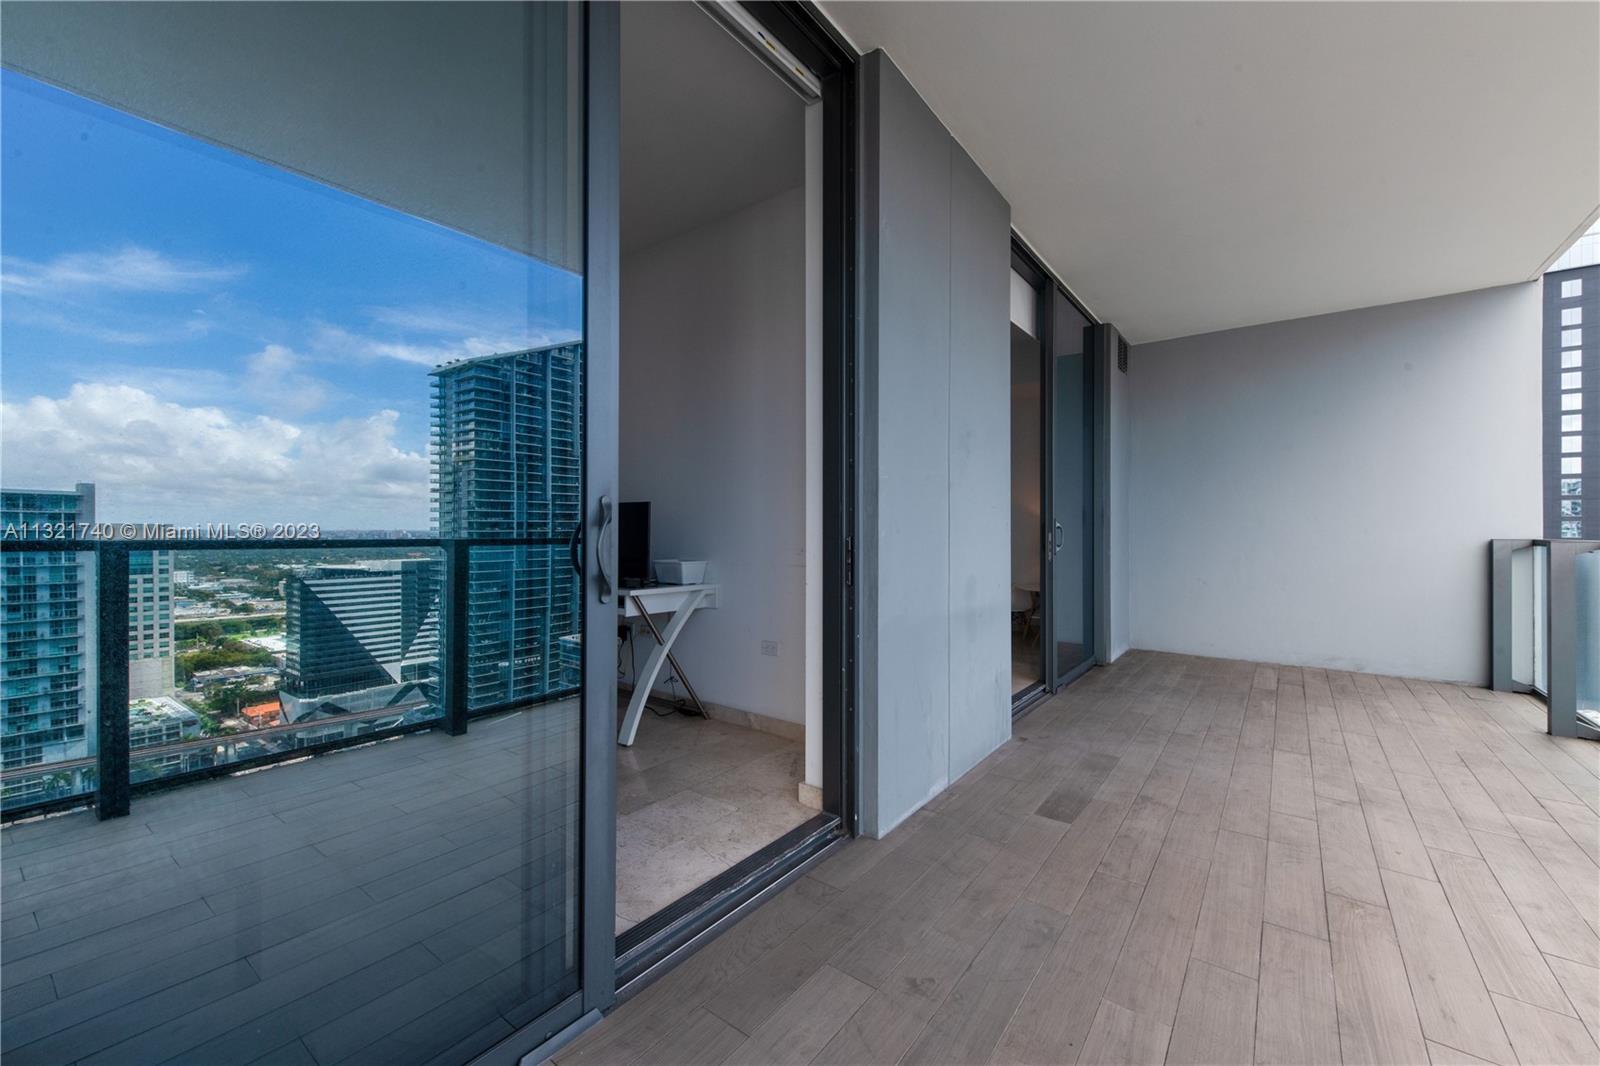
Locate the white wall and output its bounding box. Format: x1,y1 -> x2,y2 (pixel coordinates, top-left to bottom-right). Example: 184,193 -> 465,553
620,187 -> 807,724
1128,282 -> 1542,683
803,107 -> 825,793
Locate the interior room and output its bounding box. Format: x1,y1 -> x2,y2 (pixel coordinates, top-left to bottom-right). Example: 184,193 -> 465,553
614,2 -> 821,935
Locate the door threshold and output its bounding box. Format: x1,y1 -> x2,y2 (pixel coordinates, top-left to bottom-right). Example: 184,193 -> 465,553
1011,683 -> 1050,718
615,814 -> 843,994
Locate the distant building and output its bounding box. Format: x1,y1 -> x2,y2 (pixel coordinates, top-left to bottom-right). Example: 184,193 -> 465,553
239,699 -> 283,727
0,483 -> 98,806
280,559 -> 440,722
127,549 -> 176,699
431,344 -> 583,709
242,633 -> 287,657
188,664 -> 279,692
127,695 -> 202,749
1545,220 -> 1600,539
127,695 -> 208,781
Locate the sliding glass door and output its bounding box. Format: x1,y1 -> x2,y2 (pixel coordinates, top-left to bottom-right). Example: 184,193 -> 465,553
1049,291 -> 1096,686
0,2 -> 617,1060
1010,260 -> 1049,703
1011,239 -> 1097,704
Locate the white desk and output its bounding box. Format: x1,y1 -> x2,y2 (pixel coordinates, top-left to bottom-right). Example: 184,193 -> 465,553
617,583 -> 719,747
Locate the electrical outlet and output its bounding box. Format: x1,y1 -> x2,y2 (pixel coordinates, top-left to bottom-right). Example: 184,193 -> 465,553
760,640 -> 778,657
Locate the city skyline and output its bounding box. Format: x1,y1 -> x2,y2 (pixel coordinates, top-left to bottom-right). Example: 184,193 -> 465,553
0,68 -> 582,530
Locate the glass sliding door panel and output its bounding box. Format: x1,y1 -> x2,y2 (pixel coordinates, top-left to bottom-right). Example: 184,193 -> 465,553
1050,293 -> 1095,684
1010,268 -> 1047,699
0,2 -> 598,1061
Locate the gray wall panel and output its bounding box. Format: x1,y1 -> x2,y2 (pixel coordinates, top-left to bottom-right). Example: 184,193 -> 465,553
866,51 -> 953,833
858,52 -> 1011,836
947,143 -> 1013,780
1109,346 -> 1133,660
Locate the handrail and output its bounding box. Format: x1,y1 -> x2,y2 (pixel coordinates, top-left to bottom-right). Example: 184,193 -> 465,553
130,698 -> 436,760
0,755 -> 95,781
0,534 -> 580,820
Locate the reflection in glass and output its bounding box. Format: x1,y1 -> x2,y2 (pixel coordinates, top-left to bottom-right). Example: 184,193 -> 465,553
1011,316 -> 1045,696
1052,296 -> 1094,681
0,493 -> 97,807
434,346 -> 584,711
0,2 -> 586,1059
127,547 -> 449,787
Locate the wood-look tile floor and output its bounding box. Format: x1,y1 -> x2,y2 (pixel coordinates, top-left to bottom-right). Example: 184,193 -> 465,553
557,651 -> 1600,1066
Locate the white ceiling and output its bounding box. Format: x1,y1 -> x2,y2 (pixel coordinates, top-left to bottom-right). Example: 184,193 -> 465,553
821,1 -> 1600,343
622,2 -> 805,255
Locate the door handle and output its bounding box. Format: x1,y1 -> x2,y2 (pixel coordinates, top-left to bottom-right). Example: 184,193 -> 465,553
1053,522 -> 1065,552
596,496 -> 614,604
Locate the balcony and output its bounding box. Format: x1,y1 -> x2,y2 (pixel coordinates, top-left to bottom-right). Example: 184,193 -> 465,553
1,688 -> 813,1065
555,651 -> 1600,1066
2,652 -> 1592,1065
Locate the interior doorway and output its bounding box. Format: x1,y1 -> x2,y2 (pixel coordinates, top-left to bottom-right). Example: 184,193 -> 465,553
613,1 -> 829,945
1011,239 -> 1098,709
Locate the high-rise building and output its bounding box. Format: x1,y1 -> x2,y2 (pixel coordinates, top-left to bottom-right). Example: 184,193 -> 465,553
280,559 -> 441,722
0,483 -> 99,806
431,344 -> 583,710
1544,220 -> 1600,540
127,549 -> 175,698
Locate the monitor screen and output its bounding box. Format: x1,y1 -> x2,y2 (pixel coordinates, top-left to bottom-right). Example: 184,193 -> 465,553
619,501 -> 651,587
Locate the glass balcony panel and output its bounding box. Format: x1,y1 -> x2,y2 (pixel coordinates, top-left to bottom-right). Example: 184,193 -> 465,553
1534,544 -> 1550,695
1578,549 -> 1599,731
130,546 -> 445,786
1510,544 -> 1551,693
0,548 -> 97,812
465,544 -> 581,714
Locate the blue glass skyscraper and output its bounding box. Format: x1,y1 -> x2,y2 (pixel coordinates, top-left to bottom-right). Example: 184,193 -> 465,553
431,344 -> 583,710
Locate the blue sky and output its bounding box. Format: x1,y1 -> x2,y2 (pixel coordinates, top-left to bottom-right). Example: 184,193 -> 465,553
1,69 -> 582,528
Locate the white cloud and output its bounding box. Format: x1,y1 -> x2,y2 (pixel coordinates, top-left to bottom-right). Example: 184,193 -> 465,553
0,382 -> 429,528
3,304 -> 214,346
244,344 -> 330,417
313,314 -> 578,368
2,247 -> 245,294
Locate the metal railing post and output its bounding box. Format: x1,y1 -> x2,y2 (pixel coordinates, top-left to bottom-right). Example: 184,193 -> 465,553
1488,539 -> 1522,693
96,545 -> 130,819
443,540 -> 470,736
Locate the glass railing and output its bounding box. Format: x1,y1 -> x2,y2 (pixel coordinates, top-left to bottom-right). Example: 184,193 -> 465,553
1491,538 -> 1600,738
125,545 -> 446,790
0,535 -> 576,816
0,548 -> 97,810
1578,548 -> 1599,732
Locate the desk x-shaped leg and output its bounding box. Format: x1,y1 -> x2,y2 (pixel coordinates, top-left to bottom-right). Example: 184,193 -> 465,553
618,588 -> 708,746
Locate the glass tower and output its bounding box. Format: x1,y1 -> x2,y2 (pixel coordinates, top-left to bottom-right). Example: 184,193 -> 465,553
431,344 -> 583,710
0,483 -> 98,807
1545,220 -> 1600,540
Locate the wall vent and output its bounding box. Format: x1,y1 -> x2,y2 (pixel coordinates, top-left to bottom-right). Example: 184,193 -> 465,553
1117,336 -> 1129,374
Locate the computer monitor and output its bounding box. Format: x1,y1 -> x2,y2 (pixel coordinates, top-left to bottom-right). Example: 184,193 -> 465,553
619,501 -> 651,588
